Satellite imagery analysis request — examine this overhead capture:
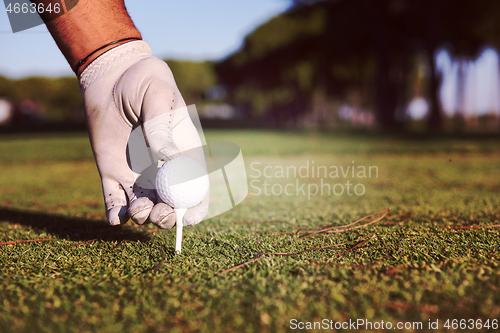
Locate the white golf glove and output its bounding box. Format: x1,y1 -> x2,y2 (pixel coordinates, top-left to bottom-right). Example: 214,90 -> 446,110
79,40 -> 208,228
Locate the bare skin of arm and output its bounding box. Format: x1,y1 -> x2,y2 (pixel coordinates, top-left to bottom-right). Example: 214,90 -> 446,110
33,0 -> 142,76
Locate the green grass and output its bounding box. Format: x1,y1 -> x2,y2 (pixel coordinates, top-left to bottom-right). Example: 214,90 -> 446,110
0,130 -> 499,333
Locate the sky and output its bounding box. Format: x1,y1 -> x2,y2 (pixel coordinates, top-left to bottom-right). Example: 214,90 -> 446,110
406,48 -> 500,119
436,47 -> 500,116
0,0 -> 291,78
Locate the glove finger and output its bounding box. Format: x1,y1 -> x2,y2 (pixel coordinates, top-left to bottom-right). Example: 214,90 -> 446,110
150,202 -> 176,229
128,186 -> 157,225
107,206 -> 129,226
183,189 -> 210,226
128,197 -> 154,225
101,178 -> 130,226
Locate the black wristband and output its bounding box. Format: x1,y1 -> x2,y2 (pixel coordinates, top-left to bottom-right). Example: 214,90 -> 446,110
75,37 -> 142,72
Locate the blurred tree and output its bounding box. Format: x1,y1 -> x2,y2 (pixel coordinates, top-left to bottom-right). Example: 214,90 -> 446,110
217,0 -> 500,131
0,75 -> 83,123
0,75 -> 16,99
165,60 -> 217,106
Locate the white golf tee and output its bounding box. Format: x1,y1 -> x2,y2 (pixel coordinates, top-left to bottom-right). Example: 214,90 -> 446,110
175,208 -> 187,254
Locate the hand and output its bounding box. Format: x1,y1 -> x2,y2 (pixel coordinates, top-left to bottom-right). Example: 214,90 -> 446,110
79,40 -> 209,228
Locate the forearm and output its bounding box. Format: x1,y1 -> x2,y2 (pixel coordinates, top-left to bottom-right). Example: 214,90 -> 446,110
32,0 -> 141,76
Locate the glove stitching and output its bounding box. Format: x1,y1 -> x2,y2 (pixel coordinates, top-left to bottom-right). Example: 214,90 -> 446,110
80,49 -> 138,91
79,41 -> 152,92
104,191 -> 127,208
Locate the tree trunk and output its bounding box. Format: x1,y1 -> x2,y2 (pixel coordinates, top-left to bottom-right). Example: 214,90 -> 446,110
370,0 -> 404,131
427,48 -> 443,132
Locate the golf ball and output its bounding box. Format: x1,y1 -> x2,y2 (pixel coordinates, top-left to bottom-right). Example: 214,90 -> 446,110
156,156 -> 209,208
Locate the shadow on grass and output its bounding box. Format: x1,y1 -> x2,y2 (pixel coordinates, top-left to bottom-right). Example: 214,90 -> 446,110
0,206 -> 152,243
